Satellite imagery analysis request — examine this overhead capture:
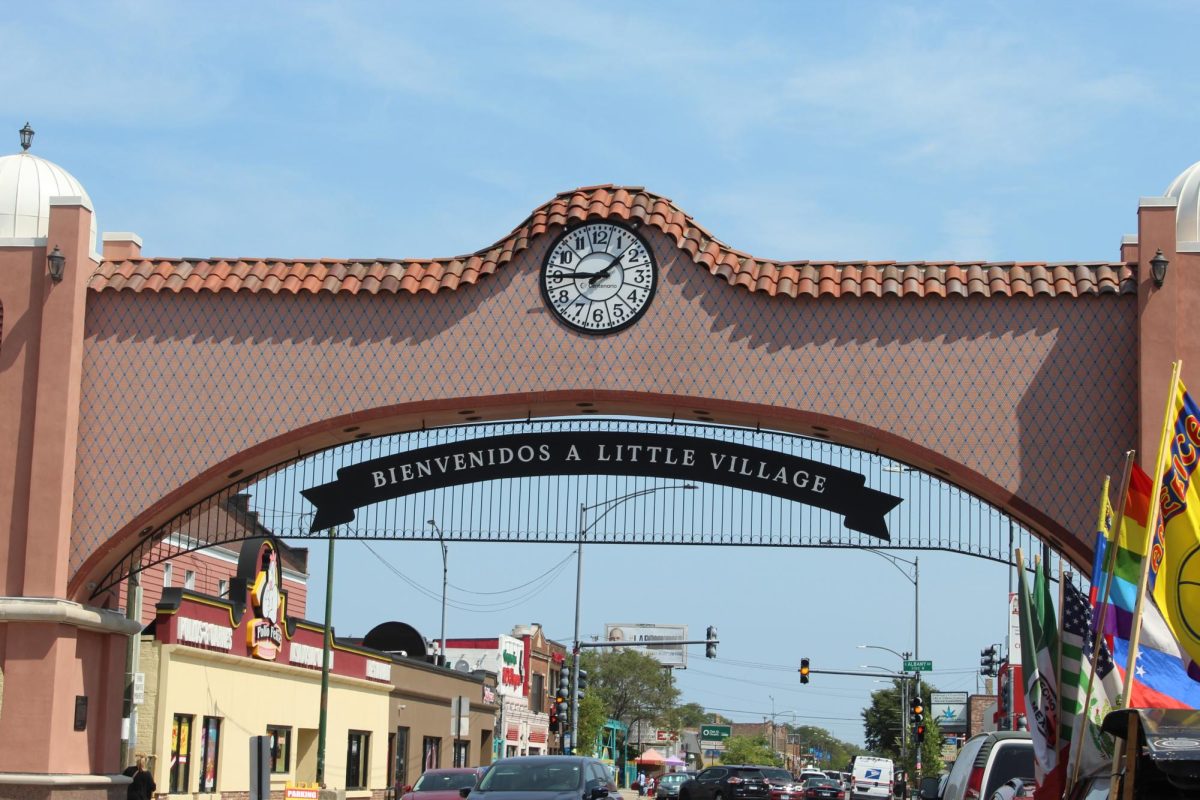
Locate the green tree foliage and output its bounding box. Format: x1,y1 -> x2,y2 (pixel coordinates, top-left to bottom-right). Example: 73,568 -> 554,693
575,693 -> 609,757
720,735 -> 782,767
662,702 -> 710,731
582,649 -> 680,739
784,725 -> 865,771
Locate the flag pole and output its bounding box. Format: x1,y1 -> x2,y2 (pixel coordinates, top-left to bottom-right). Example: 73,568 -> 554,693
1067,456 -> 1133,795
1119,360 -> 1181,709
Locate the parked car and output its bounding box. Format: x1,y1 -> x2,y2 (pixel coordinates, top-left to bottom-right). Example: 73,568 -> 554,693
800,776 -> 845,800
658,772 -> 698,799
400,768 -> 484,800
679,765 -> 771,800
919,731 -> 1032,800
757,767 -> 802,800
463,755 -> 617,800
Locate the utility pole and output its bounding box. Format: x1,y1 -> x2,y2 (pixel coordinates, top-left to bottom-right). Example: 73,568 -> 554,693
317,527 -> 337,788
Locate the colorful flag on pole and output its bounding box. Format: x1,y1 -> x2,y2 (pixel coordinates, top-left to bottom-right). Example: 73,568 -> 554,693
1149,380 -> 1200,672
1064,578 -> 1121,779
1090,461 -> 1200,707
1017,557 -> 1061,796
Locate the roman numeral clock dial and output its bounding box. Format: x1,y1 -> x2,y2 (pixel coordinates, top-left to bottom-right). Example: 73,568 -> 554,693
540,221 -> 658,334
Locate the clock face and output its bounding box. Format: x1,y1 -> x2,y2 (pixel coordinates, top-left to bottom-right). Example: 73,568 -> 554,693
540,221 -> 658,334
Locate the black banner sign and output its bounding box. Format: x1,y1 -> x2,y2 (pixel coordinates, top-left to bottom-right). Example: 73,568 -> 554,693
301,432 -> 902,540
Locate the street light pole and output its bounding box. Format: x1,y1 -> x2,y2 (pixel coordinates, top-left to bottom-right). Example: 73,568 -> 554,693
428,520 -> 449,668
317,527 -> 337,787
571,484 -> 696,754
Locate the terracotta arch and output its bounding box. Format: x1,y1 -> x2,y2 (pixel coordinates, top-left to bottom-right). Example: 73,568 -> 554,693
71,388 -> 1092,600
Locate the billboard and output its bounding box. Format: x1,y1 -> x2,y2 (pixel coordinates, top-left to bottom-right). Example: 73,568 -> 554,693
604,623 -> 688,668
931,691 -> 969,733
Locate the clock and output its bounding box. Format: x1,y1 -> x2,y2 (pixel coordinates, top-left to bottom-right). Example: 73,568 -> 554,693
540,221 -> 658,334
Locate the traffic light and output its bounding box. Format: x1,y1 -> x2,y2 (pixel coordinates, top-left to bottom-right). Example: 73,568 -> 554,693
910,695 -> 924,727
576,668 -> 588,700
705,626 -> 717,659
549,706 -> 560,732
980,645 -> 1000,677
800,657 -> 810,684
915,722 -> 926,744
556,673 -> 569,730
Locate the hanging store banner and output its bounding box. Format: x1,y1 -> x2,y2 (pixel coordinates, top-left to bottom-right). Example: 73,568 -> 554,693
301,431 -> 902,539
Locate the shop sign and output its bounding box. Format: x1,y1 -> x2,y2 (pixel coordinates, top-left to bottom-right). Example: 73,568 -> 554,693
177,616 -> 234,651
366,659 -> 391,682
246,541 -> 284,660
289,641 -> 332,670
284,787 -> 320,800
302,431 -> 902,540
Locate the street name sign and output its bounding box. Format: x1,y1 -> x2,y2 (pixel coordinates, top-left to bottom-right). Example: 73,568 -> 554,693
903,660 -> 933,671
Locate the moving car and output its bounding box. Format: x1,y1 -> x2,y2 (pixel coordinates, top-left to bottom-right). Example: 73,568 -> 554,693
800,776 -> 845,800
462,755 -> 617,800
920,732 -> 1031,800
757,767 -> 802,800
399,768 -> 484,800
657,773 -> 697,799
679,765 -> 771,800
850,756 -> 894,800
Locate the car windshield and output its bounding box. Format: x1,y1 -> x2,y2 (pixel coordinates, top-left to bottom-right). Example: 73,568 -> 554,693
661,775 -> 689,785
760,769 -> 792,782
805,779 -> 838,788
478,761 -> 582,792
413,772 -> 479,791
732,769 -> 765,780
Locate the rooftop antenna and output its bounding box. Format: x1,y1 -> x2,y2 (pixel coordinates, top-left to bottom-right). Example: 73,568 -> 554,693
19,122 -> 34,152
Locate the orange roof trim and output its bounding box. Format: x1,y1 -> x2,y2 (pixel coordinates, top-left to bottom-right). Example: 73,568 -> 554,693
89,184 -> 1135,298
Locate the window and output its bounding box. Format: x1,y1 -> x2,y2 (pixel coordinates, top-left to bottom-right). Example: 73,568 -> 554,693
422,736 -> 441,771
346,731 -> 370,790
530,673 -> 545,713
184,570 -> 196,590
218,578 -> 228,598
169,713 -> 193,793
453,739 -> 470,767
267,725 -> 291,773
163,563 -> 173,588
394,727 -> 410,789
198,716 -> 221,792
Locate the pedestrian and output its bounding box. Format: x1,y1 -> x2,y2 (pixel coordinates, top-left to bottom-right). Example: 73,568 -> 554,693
646,775 -> 656,797
637,771 -> 647,797
123,755 -> 156,800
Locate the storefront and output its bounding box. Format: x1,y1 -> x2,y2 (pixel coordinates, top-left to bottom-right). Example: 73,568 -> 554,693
387,661 -> 499,790
136,540 -> 394,798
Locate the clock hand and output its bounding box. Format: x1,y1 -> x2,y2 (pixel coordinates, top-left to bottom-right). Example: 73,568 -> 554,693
588,252 -> 625,285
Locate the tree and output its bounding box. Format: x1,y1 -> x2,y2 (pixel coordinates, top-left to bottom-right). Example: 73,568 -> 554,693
720,735 -> 781,767
662,702 -> 710,731
575,693 -> 609,757
582,649 -> 680,736
785,725 -> 865,771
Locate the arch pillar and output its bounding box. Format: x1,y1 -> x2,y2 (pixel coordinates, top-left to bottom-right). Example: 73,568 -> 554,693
0,199 -> 134,783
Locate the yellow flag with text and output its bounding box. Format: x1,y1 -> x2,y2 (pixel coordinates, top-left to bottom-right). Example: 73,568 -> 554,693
1150,379 -> 1200,671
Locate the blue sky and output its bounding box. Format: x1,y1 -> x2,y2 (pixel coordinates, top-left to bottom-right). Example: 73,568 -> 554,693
10,1 -> 1200,746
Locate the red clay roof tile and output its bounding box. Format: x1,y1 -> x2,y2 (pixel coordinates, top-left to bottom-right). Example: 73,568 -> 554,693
88,184 -> 1136,299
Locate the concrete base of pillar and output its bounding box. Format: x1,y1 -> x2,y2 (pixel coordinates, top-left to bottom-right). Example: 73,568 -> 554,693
0,773 -> 131,800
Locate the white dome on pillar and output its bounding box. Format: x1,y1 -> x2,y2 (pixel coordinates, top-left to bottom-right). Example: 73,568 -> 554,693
1165,159 -> 1200,246
0,151 -> 97,252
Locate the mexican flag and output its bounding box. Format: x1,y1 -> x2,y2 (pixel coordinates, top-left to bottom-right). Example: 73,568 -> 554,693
1017,557 -> 1061,796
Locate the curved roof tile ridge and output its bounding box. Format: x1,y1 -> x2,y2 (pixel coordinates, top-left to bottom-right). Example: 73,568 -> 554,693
89,184 -> 1135,299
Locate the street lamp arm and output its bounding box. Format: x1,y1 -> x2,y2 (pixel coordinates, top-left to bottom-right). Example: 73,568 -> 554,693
860,547 -> 917,584
858,643 -> 906,661
580,484 -> 696,535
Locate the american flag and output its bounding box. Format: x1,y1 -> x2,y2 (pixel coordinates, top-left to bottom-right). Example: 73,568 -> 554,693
1068,579 -> 1115,678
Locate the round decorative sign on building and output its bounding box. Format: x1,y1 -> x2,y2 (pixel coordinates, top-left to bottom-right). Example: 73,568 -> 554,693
540,220 -> 657,334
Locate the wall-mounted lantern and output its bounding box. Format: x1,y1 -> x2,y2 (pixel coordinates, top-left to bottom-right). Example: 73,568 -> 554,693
47,245 -> 66,282
1150,249 -> 1169,288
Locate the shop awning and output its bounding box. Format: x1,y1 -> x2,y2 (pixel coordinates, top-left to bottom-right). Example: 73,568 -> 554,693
636,749 -> 665,764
